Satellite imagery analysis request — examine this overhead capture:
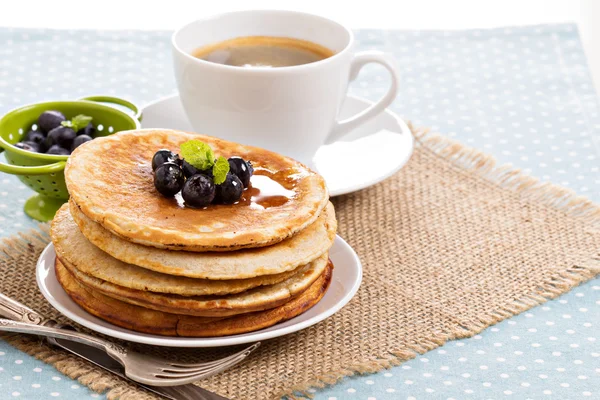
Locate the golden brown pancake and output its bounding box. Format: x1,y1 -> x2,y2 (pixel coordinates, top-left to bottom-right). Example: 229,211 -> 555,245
56,259 -> 333,337
52,205 -> 329,294
65,129 -> 329,252
59,253 -> 329,317
64,201 -> 336,279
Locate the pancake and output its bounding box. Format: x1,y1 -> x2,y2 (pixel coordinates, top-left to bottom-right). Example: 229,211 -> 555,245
55,259 -> 333,337
65,129 -> 329,252
64,201 -> 336,280
52,205 -> 326,294
59,253 -> 329,317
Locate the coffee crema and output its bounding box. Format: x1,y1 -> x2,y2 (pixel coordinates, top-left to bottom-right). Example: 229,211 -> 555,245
192,36 -> 335,68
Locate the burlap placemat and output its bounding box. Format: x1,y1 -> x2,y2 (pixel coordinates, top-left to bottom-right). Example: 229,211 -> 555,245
1,127 -> 599,400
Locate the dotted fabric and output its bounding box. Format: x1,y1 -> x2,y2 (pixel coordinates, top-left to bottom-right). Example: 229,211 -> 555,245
0,24 -> 599,399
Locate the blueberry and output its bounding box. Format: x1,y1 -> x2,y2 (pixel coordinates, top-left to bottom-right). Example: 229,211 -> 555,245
46,126 -> 76,149
38,110 -> 65,133
152,149 -> 181,171
14,141 -> 41,153
46,145 -> 70,156
214,173 -> 243,204
181,160 -> 199,178
71,134 -> 93,151
182,174 -> 215,208
201,167 -> 214,179
77,122 -> 95,137
24,130 -> 46,146
228,157 -> 253,188
181,160 -> 213,179
154,162 -> 184,197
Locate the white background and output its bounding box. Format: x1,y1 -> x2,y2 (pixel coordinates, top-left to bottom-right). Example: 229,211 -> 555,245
1,0 -> 599,92
0,0 -> 583,30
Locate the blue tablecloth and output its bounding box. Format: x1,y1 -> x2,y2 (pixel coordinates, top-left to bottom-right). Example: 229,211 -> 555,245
0,24 -> 598,399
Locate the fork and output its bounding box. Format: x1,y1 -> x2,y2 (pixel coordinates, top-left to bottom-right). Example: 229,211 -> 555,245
0,318 -> 259,387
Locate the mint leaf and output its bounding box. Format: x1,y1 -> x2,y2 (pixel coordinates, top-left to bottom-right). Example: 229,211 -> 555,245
180,140 -> 215,170
61,115 -> 92,132
71,114 -> 92,132
212,156 -> 230,185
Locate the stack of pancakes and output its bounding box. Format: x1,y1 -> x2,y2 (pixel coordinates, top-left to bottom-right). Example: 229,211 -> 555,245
50,129 -> 336,337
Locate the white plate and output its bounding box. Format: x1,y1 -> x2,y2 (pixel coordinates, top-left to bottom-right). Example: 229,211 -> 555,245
141,94 -> 414,197
36,236 -> 362,347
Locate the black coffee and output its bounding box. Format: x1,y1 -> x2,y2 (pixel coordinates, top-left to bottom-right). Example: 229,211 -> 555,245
192,36 -> 334,68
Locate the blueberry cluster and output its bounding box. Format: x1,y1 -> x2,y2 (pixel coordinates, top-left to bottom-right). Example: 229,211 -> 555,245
152,149 -> 254,208
15,111 -> 95,156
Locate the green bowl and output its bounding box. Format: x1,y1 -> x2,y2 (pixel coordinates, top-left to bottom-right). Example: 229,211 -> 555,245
0,96 -> 141,221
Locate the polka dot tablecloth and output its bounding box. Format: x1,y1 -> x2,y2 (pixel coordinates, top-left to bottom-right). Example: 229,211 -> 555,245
0,24 -> 599,399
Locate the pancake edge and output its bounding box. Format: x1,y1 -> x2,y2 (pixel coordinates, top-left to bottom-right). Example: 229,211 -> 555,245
68,199 -> 337,279
56,258 -> 333,337
58,253 -> 329,317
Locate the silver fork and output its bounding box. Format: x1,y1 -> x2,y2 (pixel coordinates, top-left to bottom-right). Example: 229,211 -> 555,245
0,318 -> 259,387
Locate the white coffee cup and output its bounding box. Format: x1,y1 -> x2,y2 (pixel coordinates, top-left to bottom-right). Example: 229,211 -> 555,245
172,10 -> 400,165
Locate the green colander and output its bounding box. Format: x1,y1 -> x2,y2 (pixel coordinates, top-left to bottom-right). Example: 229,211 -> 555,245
0,96 -> 141,222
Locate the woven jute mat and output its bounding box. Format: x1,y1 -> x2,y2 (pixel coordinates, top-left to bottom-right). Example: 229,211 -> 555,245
1,127 -> 599,400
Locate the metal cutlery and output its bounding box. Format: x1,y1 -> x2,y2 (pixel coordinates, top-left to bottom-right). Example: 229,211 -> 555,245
0,318 -> 258,386
0,292 -> 259,398
48,336 -> 230,400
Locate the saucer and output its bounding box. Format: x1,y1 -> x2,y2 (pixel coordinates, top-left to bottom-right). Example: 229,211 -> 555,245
141,94 -> 414,197
36,236 -> 362,348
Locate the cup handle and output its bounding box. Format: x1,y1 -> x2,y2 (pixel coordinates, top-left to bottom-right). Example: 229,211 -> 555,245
78,95 -> 142,121
0,160 -> 66,176
325,51 -> 400,145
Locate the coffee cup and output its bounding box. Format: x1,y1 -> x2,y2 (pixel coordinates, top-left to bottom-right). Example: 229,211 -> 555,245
172,10 -> 400,165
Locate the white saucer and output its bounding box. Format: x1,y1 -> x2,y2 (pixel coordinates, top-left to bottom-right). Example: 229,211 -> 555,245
36,236 -> 362,348
141,94 -> 413,197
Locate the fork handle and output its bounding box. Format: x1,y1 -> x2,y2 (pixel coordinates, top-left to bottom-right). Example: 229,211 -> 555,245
0,293 -> 53,326
0,294 -> 128,362
0,318 -> 127,361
